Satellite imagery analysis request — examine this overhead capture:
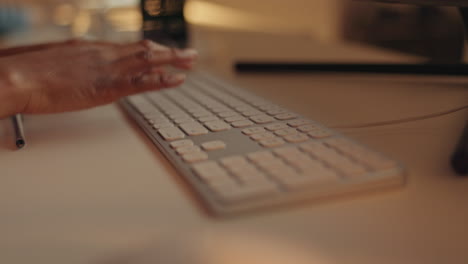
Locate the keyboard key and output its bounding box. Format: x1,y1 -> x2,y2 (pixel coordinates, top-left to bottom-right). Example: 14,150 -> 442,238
198,116 -> 219,123
279,170 -> 339,190
238,173 -> 271,186
192,111 -> 213,118
143,113 -> 165,120
267,167 -> 299,179
308,129 -> 333,138
259,137 -> 285,148
158,127 -> 185,141
218,111 -> 238,118
250,132 -> 276,141
182,152 -> 208,163
299,141 -> 330,155
242,110 -> 263,117
297,124 -> 323,132
152,123 -> 174,129
232,120 -> 254,128
247,151 -> 276,164
322,138 -> 397,170
204,120 -> 231,132
127,95 -> 148,106
211,107 -> 231,113
220,156 -> 249,168
201,140 -> 226,151
330,159 -> 368,178
173,118 -> 195,124
235,106 -> 256,112
266,108 -> 288,115
224,115 -> 246,123
169,114 -> 191,120
148,117 -> 170,124
192,161 -> 231,182
250,115 -> 275,124
179,122 -> 209,136
284,133 -> 309,143
228,163 -> 260,176
286,156 -> 322,171
275,112 -> 297,120
274,128 -> 298,137
273,146 -> 302,158
288,119 -> 311,127
258,104 -> 277,111
176,146 -> 202,155
170,139 -> 194,149
265,123 -> 289,131
242,127 -> 266,135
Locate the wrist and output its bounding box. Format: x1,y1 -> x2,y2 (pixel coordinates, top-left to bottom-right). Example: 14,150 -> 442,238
0,66 -> 27,118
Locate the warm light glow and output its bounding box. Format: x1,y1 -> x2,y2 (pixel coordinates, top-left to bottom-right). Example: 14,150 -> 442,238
105,7 -> 142,32
53,3 -> 77,26
184,0 -> 307,34
72,10 -> 91,36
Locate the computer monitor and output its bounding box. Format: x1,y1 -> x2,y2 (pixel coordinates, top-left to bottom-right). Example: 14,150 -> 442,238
234,0 -> 468,75
372,0 -> 468,6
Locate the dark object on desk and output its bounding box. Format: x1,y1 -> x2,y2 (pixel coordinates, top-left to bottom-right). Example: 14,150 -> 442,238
451,120 -> 468,175
11,114 -> 25,149
140,0 -> 187,48
235,63 -> 468,76
344,3 -> 464,63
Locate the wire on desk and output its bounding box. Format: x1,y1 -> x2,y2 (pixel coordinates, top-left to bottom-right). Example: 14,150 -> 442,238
332,104 -> 468,129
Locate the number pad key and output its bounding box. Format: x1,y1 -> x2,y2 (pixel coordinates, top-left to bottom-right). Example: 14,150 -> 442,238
204,120 -> 231,132
250,115 -> 275,124
275,112 -> 297,120
265,123 -> 289,131
201,140 -> 226,151
288,119 -> 311,127
242,127 -> 265,135
231,120 -> 254,128
259,137 -> 285,148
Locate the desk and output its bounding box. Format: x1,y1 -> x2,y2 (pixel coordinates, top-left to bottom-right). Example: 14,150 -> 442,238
1,28 -> 468,264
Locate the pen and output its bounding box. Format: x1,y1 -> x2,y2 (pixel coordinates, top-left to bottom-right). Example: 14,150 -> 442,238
11,114 -> 26,149
451,120 -> 468,175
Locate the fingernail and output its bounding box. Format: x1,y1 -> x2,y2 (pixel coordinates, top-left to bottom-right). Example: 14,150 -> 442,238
162,73 -> 186,85
176,49 -> 198,59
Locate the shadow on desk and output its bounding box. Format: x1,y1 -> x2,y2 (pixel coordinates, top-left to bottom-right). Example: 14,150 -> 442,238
0,118 -> 16,151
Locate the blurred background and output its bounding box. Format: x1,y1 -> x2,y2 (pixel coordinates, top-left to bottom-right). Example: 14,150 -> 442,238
0,0 -> 466,63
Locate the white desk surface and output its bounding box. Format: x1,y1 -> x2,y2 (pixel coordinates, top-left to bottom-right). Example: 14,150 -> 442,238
1,29 -> 468,264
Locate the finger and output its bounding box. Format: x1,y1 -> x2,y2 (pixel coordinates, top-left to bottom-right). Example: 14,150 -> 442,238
112,72 -> 186,97
0,41 -> 71,57
115,39 -> 170,58
64,39 -> 121,47
113,47 -> 198,74
134,72 -> 186,91
173,60 -> 195,70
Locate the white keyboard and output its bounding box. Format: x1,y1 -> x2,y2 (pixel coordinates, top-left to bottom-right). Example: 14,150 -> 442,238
121,71 -> 405,216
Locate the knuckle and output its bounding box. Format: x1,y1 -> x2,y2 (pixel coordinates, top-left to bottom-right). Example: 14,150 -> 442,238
137,50 -> 153,61
139,39 -> 153,48
130,74 -> 144,86
169,47 -> 178,57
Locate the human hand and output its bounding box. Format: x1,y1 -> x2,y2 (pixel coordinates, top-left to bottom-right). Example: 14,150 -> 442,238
0,40 -> 74,57
0,39 -> 197,118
